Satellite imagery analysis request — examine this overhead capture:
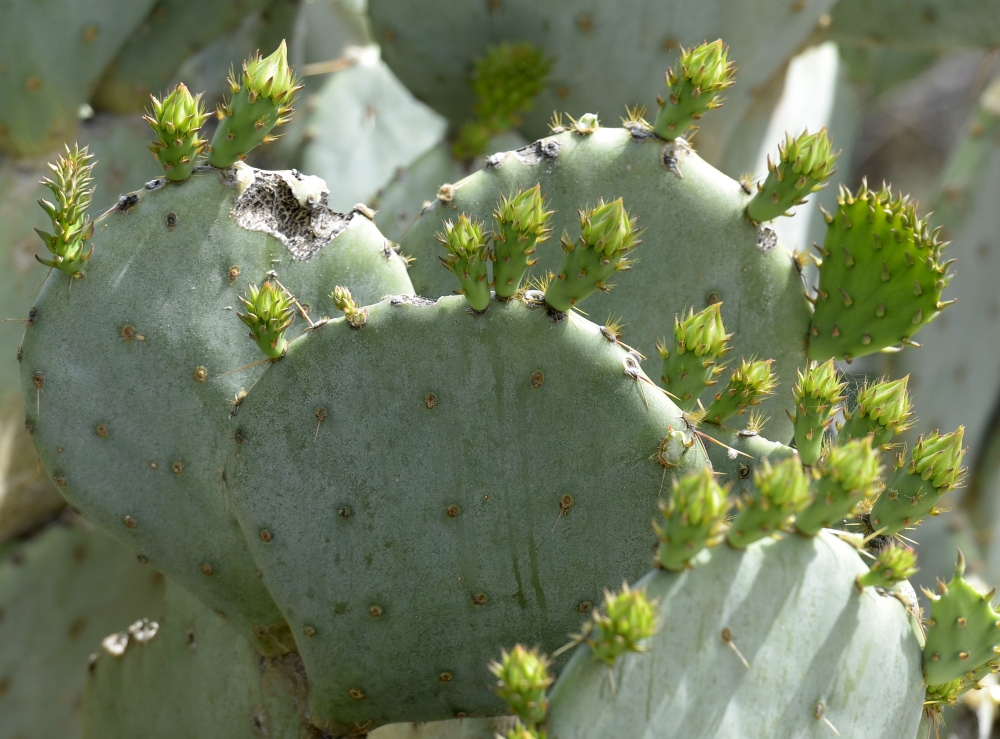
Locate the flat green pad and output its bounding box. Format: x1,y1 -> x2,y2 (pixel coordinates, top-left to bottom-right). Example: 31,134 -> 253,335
0,515 -> 166,739
400,129 -> 811,440
82,579 -> 314,739
547,532 -> 925,739
227,295 -> 708,732
20,166 -> 413,653
829,0 -> 1000,49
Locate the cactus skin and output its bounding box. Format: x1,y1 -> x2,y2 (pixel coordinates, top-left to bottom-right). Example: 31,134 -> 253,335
922,552 -> 1000,689
34,144 -> 96,276
790,359 -> 846,466
225,295 -> 707,732
869,427 -> 967,537
839,375 -> 914,447
437,215 -> 492,311
654,468 -> 729,571
703,357 -> 776,425
398,126 -> 812,441
795,437 -> 881,536
144,83 -> 209,182
544,198 -> 640,314
809,182 -> 953,361
82,579 -> 314,739
208,42 -> 302,168
20,166 -> 413,655
746,128 -> 839,224
0,514 -> 165,739
545,532 -> 925,739
727,457 -> 809,549
653,41 -> 736,141
857,545 -> 918,590
492,186 -> 553,300
656,304 -> 732,413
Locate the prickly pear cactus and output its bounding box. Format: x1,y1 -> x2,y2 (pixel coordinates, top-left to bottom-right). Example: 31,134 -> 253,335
82,579 -> 313,739
0,514 -> 165,739
226,294 -> 707,732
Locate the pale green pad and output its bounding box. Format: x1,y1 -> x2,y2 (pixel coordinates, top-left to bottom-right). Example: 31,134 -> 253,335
547,532 -> 925,739
0,515 -> 166,739
400,129 -> 811,440
20,166 -> 413,653
227,295 -> 708,732
82,579 -> 314,739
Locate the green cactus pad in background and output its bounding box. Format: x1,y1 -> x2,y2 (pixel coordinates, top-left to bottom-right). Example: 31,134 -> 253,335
0,0 -> 157,156
654,467 -> 728,571
82,578 -> 314,739
437,214 -> 491,311
492,185 -> 553,300
652,40 -> 736,141
857,545 -> 918,590
839,376 -> 915,447
399,127 -> 812,440
727,457 -> 810,549
809,182 -> 954,362
795,437 -> 881,536
746,128 -> 838,224
144,83 -> 209,182
656,303 -> 732,412
0,514 -> 166,739
208,42 -> 302,168
20,164 -> 412,655
490,645 -> 552,731
544,197 -> 640,313
791,359 -> 846,466
34,144 -> 96,275
869,427 -> 967,537
370,718 -> 513,739
545,532 -> 925,739
578,583 -> 658,667
922,551 -> 1000,689
237,280 -> 296,359
828,0 -> 1000,50
703,357 -> 776,425
90,0 -> 271,114
225,295 -> 708,732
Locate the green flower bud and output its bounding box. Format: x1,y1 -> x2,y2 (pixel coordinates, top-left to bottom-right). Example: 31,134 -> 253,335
492,185 -> 554,299
791,359 -> 846,466
144,83 -> 209,181
330,286 -> 367,329
490,644 -> 552,730
727,457 -> 810,548
912,427 -> 966,491
584,583 -> 658,667
704,357 -> 777,425
656,303 -> 732,411
436,214 -> 492,312
653,40 -> 736,140
747,128 -> 839,223
856,545 -> 918,590
655,467 -> 729,570
840,376 -> 914,447
796,436 -> 882,536
237,281 -> 295,359
35,143 -> 96,276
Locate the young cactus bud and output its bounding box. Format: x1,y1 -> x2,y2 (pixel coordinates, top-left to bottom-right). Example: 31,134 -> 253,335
330,286 -> 367,329
653,40 -> 736,140
727,457 -> 810,548
856,545 -> 918,590
144,83 -> 209,181
809,181 -> 954,361
840,376 -> 914,448
654,467 -> 729,570
436,214 -> 492,312
208,40 -> 303,168
656,303 -> 732,412
922,551 -> 1000,687
237,281 -> 295,359
582,583 -> 658,667
869,427 -> 967,536
746,128 -> 839,223
795,436 -> 882,536
35,144 -> 96,276
492,185 -> 554,299
790,359 -> 846,466
490,645 -> 553,730
704,357 -> 777,425
544,198 -> 640,313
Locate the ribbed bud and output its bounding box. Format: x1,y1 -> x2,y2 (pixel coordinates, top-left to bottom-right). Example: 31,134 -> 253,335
796,436 -> 882,536
747,128 -> 839,222
492,185 -> 554,298
237,281 -> 295,359
727,456 -> 810,548
656,303 -> 732,411
704,357 -> 776,425
911,427 -> 966,491
584,583 -> 658,667
35,143 -> 96,276
791,359 -> 846,466
653,40 -> 736,140
436,214 -> 492,312
856,545 -> 918,590
655,467 -> 729,570
144,83 -> 208,181
490,644 -> 552,729
330,286 -> 367,329
840,376 -> 914,447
